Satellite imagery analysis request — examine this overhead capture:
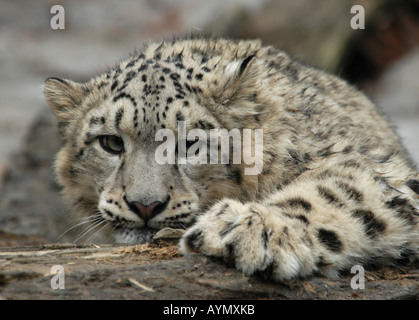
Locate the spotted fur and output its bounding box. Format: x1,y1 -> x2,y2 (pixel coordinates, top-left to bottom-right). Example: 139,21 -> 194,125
44,37 -> 419,281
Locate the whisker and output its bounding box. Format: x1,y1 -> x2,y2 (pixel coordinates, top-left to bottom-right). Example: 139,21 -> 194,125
56,213 -> 103,241
109,223 -> 120,236
74,219 -> 107,243
106,222 -> 124,242
84,221 -> 111,244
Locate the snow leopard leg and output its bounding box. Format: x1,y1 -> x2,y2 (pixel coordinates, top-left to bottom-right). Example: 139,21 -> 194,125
180,169 -> 419,281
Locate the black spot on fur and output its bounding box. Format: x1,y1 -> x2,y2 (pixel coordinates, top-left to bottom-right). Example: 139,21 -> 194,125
340,159 -> 361,169
176,112 -> 184,122
196,120 -> 215,130
352,209 -> 386,238
220,222 -> 239,238
113,66 -> 122,78
358,145 -> 370,154
285,63 -> 299,82
184,83 -> 192,93
216,204 -> 229,216
137,64 -> 147,72
154,52 -> 162,60
174,52 -> 183,62
185,230 -> 203,252
173,81 -> 183,90
126,58 -> 137,68
376,152 -> 394,163
104,210 -> 114,218
317,228 -> 343,253
386,196 -> 417,225
75,148 -> 84,160
124,71 -> 136,84
83,132 -> 94,145
89,117 -> 101,126
228,167 -> 242,184
116,83 -> 128,93
337,181 -> 363,203
284,198 -> 312,211
406,179 -> 419,195
342,145 -> 353,154
170,73 -> 181,81
295,215 -> 309,225
394,247 -> 416,265
225,242 -> 237,267
200,56 -> 208,64
317,144 -> 335,158
317,186 -> 344,207
115,108 -> 124,128
192,86 -> 202,93
261,230 -> 269,249
111,80 -> 118,91
113,92 -> 137,106
285,149 -> 312,168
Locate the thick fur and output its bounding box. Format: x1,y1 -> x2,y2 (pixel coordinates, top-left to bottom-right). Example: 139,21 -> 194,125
44,37 -> 419,281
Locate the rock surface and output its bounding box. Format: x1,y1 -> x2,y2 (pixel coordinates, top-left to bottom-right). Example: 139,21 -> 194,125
0,242 -> 418,300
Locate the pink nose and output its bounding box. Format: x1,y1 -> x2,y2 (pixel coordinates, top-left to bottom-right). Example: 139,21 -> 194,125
124,194 -> 171,224
132,201 -> 162,222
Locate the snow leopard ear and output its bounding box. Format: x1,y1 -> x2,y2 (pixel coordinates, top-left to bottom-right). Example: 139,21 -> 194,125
214,55 -> 259,101
224,55 -> 257,81
213,55 -> 261,114
44,77 -> 85,123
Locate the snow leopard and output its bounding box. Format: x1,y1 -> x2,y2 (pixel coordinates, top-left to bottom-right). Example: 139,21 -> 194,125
44,37 -> 419,281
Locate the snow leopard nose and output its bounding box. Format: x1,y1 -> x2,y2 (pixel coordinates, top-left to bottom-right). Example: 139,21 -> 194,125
124,195 -> 170,223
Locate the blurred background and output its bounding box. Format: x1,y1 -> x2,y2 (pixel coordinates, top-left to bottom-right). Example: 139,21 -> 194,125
0,0 -> 418,246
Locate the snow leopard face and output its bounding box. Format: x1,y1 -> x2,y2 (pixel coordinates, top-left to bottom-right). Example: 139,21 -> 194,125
44,38 -> 267,243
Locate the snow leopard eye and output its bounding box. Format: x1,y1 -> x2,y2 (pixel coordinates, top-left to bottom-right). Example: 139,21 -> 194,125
99,135 -> 124,154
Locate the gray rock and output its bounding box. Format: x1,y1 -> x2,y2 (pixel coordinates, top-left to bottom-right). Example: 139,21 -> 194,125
0,244 -> 417,300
